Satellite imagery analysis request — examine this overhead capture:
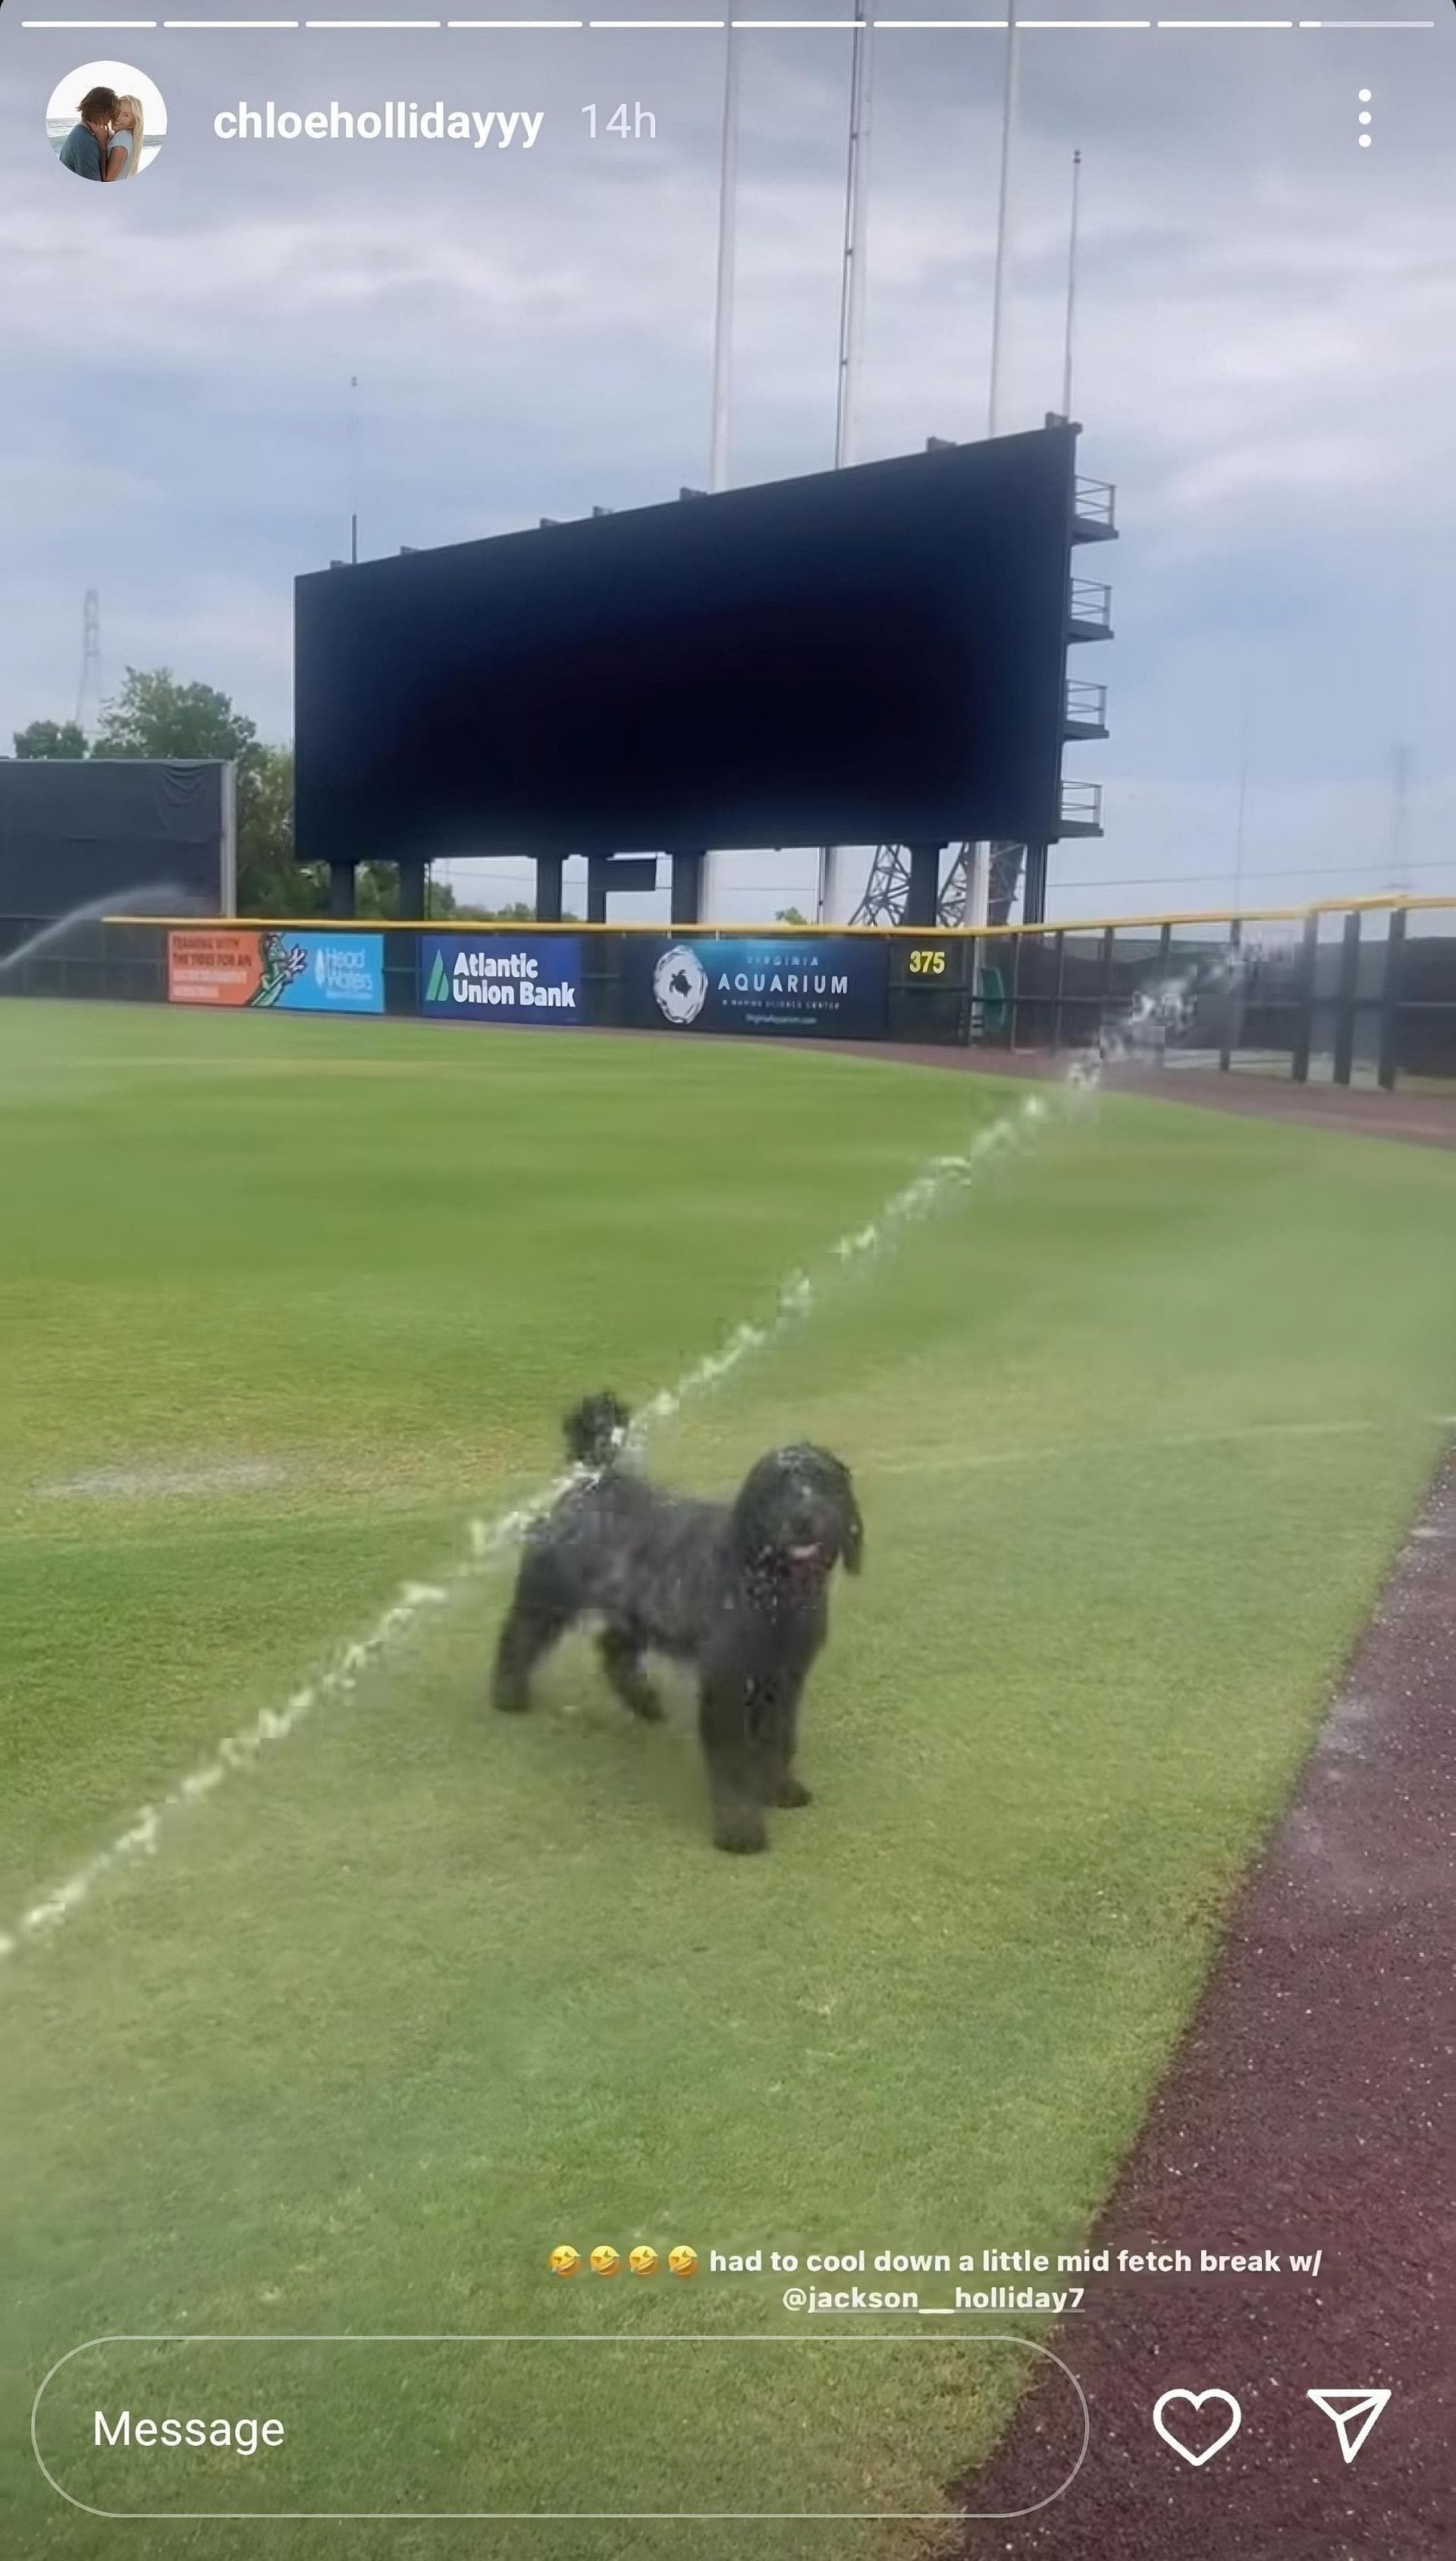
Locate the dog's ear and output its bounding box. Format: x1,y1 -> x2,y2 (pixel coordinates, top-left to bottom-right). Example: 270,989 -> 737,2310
811,1449 -> 862,1574
839,1478 -> 864,1575
728,1455 -> 782,1565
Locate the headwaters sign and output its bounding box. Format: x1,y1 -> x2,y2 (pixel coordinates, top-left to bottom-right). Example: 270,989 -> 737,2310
168,929 -> 384,1012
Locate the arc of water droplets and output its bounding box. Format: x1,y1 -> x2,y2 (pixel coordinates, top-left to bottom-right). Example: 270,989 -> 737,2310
2,938 -> 1262,1962
2,1032 -> 1141,1965
0,1095 -> 1056,1961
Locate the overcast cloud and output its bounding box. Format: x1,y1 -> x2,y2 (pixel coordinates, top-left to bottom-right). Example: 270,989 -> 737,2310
3,5 -> 1454,921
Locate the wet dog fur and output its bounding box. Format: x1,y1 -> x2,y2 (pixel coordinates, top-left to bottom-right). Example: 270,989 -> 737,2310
491,1394 -> 862,1853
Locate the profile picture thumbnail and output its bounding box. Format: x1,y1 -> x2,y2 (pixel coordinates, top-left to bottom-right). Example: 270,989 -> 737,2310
48,60 -> 166,184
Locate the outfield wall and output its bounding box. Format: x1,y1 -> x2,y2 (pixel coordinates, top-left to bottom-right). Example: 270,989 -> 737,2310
6,900 -> 1456,1088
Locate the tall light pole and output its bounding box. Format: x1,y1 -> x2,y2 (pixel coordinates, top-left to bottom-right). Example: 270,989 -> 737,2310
986,0 -> 1020,437
709,30 -> 741,492
704,31 -> 742,922
1232,690 -> 1252,913
821,0 -> 874,922
1061,148 -> 1082,420
348,372 -> 359,564
971,11 -> 1024,944
833,0 -> 874,471
1389,742 -> 1413,894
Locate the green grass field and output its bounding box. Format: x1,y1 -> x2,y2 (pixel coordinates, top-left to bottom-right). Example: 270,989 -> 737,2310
4,998 -> 1455,2559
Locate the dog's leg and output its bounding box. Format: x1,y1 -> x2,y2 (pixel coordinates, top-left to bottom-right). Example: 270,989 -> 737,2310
764,1674 -> 813,1808
493,1544 -> 579,1713
491,1595 -> 571,1714
699,1676 -> 770,1854
598,1624 -> 665,1723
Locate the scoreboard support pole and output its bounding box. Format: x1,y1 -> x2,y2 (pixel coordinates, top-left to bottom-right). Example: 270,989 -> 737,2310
534,854 -> 565,923
670,850 -> 707,925
905,843 -> 943,928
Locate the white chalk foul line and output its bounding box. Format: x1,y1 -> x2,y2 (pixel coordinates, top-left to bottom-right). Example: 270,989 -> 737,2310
1,1086 -> 1055,1966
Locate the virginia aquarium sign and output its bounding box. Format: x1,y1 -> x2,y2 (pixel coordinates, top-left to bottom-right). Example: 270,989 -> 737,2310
630,935 -> 887,1039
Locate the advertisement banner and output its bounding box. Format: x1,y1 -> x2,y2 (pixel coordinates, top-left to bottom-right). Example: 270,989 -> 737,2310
168,928 -> 384,1012
274,931 -> 384,1013
168,928 -> 262,1007
419,932 -> 585,1024
629,935 -> 887,1039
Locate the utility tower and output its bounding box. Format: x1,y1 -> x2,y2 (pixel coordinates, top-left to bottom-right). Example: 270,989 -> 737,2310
75,589 -> 102,733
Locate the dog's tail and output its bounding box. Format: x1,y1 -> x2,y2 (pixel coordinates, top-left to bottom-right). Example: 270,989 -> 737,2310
563,1391 -> 632,1471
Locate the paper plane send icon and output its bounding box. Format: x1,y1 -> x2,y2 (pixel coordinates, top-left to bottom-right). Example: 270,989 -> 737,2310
1307,2388 -> 1392,2465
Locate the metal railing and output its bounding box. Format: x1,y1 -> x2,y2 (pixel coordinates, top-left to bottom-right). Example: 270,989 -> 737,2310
1074,476 -> 1117,532
1064,678 -> 1107,730
1068,578 -> 1112,633
959,900 -> 1456,1090
1058,781 -> 1103,832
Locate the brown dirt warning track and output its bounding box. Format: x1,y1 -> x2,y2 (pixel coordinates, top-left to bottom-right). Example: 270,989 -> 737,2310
940,1455 -> 1455,2559
806,1040 -> 1456,1153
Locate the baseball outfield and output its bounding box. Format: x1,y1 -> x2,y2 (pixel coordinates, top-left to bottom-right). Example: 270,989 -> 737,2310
4,998 -> 1453,2555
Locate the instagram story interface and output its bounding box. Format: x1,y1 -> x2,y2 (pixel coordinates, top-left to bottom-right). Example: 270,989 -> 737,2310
3,1 -> 1453,2554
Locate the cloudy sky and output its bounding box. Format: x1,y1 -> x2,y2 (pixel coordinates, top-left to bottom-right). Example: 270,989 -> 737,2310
4,2 -> 1454,922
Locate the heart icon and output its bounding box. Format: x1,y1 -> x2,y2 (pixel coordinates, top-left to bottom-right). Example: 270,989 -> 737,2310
1153,2387 -> 1243,2467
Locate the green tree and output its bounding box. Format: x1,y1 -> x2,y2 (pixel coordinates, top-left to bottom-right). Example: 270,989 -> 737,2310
237,745 -> 325,916
460,901 -> 582,922
774,906 -> 811,926
93,667 -> 260,772
344,866 -> 462,922
13,718 -> 89,759
92,668 -> 325,917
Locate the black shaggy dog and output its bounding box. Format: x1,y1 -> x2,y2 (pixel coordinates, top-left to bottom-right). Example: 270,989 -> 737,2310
492,1393 -> 863,1854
